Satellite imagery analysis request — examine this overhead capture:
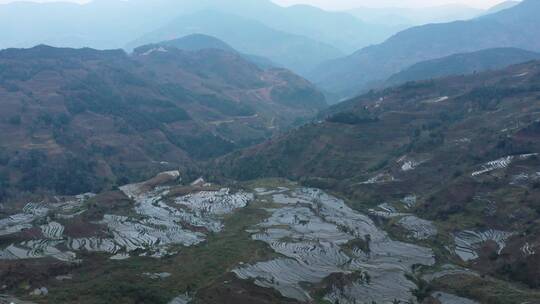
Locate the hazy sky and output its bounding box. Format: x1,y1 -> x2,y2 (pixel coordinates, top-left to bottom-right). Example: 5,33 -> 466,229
272,0 -> 509,9
0,0 -> 510,9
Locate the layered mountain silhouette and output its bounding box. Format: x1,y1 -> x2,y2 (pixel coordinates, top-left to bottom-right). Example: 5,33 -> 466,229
152,34 -> 278,69
310,0 -> 540,99
200,0 -> 400,53
386,47 -> 540,86
348,4 -> 483,27
157,34 -> 235,52
127,10 -> 344,75
0,0 -> 401,76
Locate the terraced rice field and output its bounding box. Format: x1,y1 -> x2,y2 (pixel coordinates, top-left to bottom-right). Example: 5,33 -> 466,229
233,187 -> 435,303
453,230 -> 515,261
471,153 -> 538,177
398,216 -> 438,240
0,171 -> 254,262
0,178 -> 526,304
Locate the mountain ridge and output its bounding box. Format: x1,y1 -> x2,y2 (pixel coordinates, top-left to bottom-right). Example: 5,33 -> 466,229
216,61 -> 540,299
385,47 -> 540,86
126,9 -> 344,75
0,44 -> 325,200
151,34 -> 278,69
310,0 -> 540,99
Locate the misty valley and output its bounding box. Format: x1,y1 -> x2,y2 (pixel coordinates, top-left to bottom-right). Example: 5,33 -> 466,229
1,0 -> 540,304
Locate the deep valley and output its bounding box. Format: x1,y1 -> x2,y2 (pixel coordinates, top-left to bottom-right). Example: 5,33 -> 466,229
1,1 -> 540,304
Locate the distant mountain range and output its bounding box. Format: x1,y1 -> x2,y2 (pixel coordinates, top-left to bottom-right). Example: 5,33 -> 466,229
0,0 -> 527,79
347,4 -> 483,27
0,0 -> 404,75
201,1 -> 401,53
385,47 -> 540,86
348,1 -> 521,27
0,43 -> 324,198
154,34 -> 278,69
157,34 -> 236,52
310,0 -> 539,100
126,10 -> 344,75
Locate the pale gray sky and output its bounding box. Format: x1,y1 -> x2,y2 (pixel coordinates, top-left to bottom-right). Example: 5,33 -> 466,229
272,0 -> 509,9
0,0 -> 510,9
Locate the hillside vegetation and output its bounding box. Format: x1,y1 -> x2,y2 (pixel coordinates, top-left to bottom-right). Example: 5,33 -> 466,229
0,44 -> 324,201
217,61 -> 540,295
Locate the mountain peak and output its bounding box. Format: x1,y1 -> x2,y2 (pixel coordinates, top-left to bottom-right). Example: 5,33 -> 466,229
158,34 -> 235,52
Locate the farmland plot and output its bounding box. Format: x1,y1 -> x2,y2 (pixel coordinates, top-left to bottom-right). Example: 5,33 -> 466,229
234,187 -> 435,303
0,171 -> 254,261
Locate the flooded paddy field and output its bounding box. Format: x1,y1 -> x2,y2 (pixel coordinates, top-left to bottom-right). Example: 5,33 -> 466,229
0,177 -> 533,304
